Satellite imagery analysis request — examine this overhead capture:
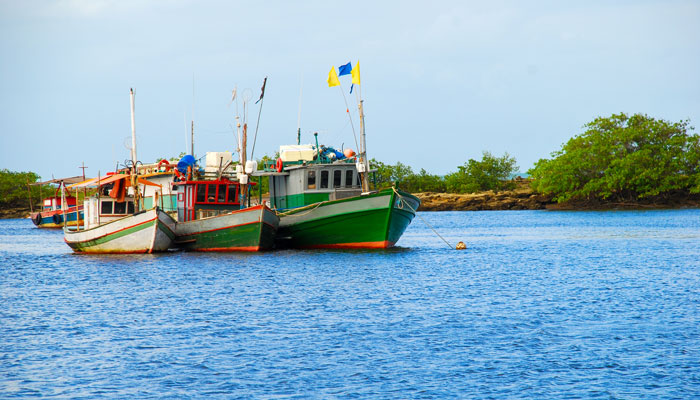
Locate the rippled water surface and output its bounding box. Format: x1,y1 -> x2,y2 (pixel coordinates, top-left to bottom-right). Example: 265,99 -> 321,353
2,210 -> 699,399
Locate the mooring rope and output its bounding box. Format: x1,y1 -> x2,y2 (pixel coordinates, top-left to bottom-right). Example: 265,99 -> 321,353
275,201 -> 325,218
392,187 -> 454,249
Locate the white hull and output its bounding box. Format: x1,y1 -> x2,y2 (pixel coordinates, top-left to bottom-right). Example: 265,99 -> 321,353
64,208 -> 176,254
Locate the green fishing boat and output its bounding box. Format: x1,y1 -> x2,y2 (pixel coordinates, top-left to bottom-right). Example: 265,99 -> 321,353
272,178 -> 419,249
260,61 -> 420,249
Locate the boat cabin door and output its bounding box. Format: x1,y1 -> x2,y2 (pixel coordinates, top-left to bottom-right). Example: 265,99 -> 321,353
177,184 -> 196,222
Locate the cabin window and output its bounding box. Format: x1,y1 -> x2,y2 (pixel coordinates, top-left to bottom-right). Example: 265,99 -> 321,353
320,170 -> 329,189
196,184 -> 206,202
307,170 -> 316,189
101,201 -> 113,214
333,170 -> 342,188
127,201 -> 135,214
207,184 -> 216,202
114,201 -> 127,214
356,173 -> 361,187
227,185 -> 237,203
345,170 -> 354,188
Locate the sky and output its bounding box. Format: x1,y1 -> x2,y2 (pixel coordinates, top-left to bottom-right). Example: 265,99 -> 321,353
1,0 -> 698,180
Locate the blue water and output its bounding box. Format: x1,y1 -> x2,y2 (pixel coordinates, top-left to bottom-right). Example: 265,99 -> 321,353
1,210 -> 699,399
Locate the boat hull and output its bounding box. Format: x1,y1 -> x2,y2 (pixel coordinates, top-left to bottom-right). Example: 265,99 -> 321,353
64,208 -> 176,254
174,205 -> 279,252
31,207 -> 84,228
276,188 -> 420,249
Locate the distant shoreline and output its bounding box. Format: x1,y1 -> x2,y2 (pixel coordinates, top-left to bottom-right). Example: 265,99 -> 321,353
415,189 -> 700,211
3,190 -> 699,220
0,207 -> 32,219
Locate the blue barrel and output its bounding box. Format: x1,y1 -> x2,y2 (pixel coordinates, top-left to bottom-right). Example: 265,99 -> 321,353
177,155 -> 196,174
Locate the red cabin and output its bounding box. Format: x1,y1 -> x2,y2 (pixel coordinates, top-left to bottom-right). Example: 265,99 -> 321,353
176,179 -> 256,222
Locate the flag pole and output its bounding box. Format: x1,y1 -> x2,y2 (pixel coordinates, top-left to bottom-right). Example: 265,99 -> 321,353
336,83 -> 360,155
251,77 -> 267,160
297,74 -> 303,145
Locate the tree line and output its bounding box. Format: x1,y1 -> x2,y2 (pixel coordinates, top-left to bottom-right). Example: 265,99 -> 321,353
529,113 -> 699,203
370,151 -> 519,194
0,169 -> 41,210
3,113 -> 699,211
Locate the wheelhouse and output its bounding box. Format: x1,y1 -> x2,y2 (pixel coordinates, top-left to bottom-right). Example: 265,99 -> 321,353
176,179 -> 255,222
267,164 -> 363,210
42,196 -> 78,211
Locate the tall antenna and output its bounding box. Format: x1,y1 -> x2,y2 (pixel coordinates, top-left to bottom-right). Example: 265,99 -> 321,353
184,110 -> 188,154
130,88 -> 137,166
191,73 -> 195,157
297,74 -> 303,145
251,77 -> 267,160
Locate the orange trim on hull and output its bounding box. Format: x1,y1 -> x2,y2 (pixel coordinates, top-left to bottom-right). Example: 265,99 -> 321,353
72,249 -> 150,254
305,240 -> 395,249
36,220 -> 84,229
194,246 -> 262,252
187,220 -> 268,236
69,216 -> 157,243
63,237 -> 151,254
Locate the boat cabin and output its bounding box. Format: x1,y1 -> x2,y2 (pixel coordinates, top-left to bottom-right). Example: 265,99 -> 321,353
175,179 -> 254,222
83,197 -> 137,229
42,196 -> 77,211
139,171 -> 178,212
267,163 -> 363,210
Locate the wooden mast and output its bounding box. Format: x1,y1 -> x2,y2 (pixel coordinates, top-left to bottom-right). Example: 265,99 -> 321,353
130,88 -> 140,211
358,99 -> 370,193
240,122 -> 248,209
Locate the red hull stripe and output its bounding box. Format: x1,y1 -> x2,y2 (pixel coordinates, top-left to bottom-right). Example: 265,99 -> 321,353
63,237 -> 150,254
195,246 -> 261,252
187,219 -> 275,236
305,240 -> 395,249
35,206 -> 83,217
72,217 -> 156,243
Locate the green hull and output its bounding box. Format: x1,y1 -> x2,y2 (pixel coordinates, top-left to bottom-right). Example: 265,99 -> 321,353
277,188 -> 419,249
174,206 -> 279,252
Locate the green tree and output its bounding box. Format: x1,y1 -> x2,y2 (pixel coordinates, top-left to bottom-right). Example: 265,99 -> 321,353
0,169 -> 40,208
369,159 -> 443,192
445,152 -> 518,193
369,158 -> 394,189
414,168 -> 447,192
528,113 -> 700,203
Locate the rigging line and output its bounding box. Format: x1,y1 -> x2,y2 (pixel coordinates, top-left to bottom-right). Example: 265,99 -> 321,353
336,82 -> 360,156
297,73 -> 303,144
251,95 -> 264,160
275,200 -> 325,217
230,124 -> 240,155
251,77 -> 267,160
392,187 -> 453,249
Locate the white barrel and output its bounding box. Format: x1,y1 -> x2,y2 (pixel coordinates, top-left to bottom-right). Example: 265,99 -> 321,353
245,160 -> 257,174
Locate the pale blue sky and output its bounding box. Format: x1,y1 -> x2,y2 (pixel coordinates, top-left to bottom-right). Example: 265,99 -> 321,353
1,0 -> 698,180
